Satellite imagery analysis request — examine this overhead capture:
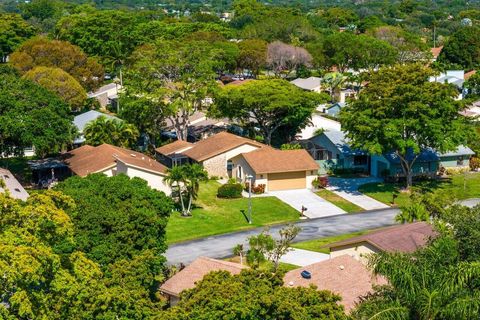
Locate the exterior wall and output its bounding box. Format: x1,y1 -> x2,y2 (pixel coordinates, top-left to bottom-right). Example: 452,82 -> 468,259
202,153 -> 228,177
101,168 -> 115,177
224,144 -> 260,160
389,161 -> 439,177
326,106 -> 341,117
116,162 -> 171,195
330,242 -> 380,265
298,114 -> 341,140
370,155 -> 390,177
439,155 -> 470,169
316,159 -> 339,175
306,171 -> 317,189
231,154 -> 257,183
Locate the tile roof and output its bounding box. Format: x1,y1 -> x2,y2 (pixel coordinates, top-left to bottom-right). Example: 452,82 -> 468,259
155,140 -> 194,156
64,144 -> 167,177
464,70 -> 476,80
283,255 -> 387,312
326,222 -> 435,253
160,257 -> 246,297
241,148 -> 319,174
0,168 -> 29,201
182,132 -> 267,162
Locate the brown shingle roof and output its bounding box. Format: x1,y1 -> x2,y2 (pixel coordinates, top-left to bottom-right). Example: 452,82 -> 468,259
326,222 -> 435,253
182,132 -> 267,162
241,148 -> 319,174
155,140 -> 193,156
64,144 -> 167,177
283,255 -> 387,312
160,257 -> 246,297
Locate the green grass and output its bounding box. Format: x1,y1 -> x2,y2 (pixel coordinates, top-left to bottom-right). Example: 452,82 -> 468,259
358,172 -> 480,208
291,230 -> 371,254
166,180 -> 300,244
225,256 -> 300,272
316,189 -> 363,213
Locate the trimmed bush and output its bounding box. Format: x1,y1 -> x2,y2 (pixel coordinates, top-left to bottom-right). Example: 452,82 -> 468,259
312,176 -> 328,189
218,183 -> 243,198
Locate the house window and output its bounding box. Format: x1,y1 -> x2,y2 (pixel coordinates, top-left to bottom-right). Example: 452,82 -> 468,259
260,174 -> 263,179
227,160 -> 233,171
315,149 -> 332,160
457,156 -> 464,166
353,155 -> 368,166
237,166 -> 242,179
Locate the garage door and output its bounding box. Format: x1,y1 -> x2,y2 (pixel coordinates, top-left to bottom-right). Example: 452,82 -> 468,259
268,171 -> 306,191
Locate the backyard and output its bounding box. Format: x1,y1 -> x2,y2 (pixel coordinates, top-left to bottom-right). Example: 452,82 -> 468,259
358,172 -> 480,208
166,180 -> 300,243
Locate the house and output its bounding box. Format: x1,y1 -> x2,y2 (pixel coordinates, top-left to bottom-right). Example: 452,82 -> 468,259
160,257 -> 246,305
323,102 -> 345,118
88,83 -> 121,108
0,168 -> 29,201
64,144 -> 170,194
325,222 -> 435,265
156,132 -> 268,178
230,148 -> 319,191
429,70 -> 465,100
163,111 -> 230,141
283,255 -> 387,312
290,77 -> 322,92
73,110 -> 120,145
309,130 -> 474,177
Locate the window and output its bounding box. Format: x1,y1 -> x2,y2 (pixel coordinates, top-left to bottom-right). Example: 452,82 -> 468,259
260,174 -> 263,179
315,148 -> 332,160
237,166 -> 242,179
227,160 -> 233,171
353,155 -> 368,166
457,156 -> 464,166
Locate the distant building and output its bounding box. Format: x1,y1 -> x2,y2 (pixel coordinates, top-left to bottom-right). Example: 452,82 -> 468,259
290,77 -> 322,93
0,168 -> 29,201
73,110 -> 120,146
88,83 -> 121,109
429,70 -> 465,100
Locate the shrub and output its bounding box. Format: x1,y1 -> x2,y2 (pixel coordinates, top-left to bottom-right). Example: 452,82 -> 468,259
218,183 -> 243,198
244,182 -> 266,194
470,157 -> 480,171
312,176 -> 328,189
445,167 -> 470,175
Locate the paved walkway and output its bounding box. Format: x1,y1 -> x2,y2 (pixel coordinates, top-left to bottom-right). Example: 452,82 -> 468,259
268,189 -> 346,218
327,177 -> 390,210
166,207 -> 399,265
279,248 -> 329,267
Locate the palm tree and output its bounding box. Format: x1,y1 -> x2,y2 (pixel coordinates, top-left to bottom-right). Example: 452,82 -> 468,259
84,116 -> 139,148
323,72 -> 347,102
165,165 -> 187,215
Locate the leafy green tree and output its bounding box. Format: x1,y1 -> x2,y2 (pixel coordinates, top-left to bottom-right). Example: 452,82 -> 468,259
0,65 -> 74,158
9,37 -> 104,91
126,39 -> 219,141
161,270 -> 347,320
439,26 -> 480,70
55,173 -> 172,267
83,115 -> 140,149
236,39 -> 267,76
465,72 -> 480,98
0,13 -> 35,62
23,66 -> 87,111
341,64 -> 470,188
353,231 -> 480,319
165,163 -> 208,216
319,7 -> 359,27
213,79 -> 322,145
19,0 -> 63,32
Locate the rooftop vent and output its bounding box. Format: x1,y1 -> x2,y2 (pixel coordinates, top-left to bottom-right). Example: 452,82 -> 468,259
301,270 -> 311,279
339,265 -> 345,270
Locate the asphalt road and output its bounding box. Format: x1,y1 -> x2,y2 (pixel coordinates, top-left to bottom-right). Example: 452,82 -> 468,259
165,207 -> 400,265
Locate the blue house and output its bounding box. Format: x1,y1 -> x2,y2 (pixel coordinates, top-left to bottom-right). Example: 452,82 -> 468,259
308,130 -> 475,177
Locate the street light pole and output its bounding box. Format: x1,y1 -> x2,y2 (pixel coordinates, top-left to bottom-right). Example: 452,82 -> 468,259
247,175 -> 253,224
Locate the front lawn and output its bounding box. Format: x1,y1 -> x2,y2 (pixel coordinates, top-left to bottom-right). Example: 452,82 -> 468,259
358,172 -> 480,208
166,180 -> 300,244
291,230 -> 370,254
316,189 -> 363,213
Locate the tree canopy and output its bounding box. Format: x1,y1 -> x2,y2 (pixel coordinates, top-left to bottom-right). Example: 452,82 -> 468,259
0,66 -> 74,158
83,116 -> 140,149
341,64 -> 471,188
439,26 -> 480,70
0,13 -> 35,62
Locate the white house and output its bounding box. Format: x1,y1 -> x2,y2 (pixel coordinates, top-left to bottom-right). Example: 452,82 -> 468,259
88,83 -> 122,108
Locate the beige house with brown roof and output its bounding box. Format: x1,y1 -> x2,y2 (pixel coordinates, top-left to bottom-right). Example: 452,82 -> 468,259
160,257 -> 246,305
64,144 -> 171,194
284,255 -> 387,312
231,148 -> 319,191
326,222 -> 435,265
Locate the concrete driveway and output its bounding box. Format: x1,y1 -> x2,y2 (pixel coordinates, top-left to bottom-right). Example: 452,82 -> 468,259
327,177 -> 390,210
279,248 -> 329,267
269,189 -> 346,218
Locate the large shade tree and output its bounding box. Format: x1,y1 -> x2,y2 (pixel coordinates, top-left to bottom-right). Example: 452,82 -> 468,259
341,64 -> 471,188
213,79 -> 324,145
0,66 -> 74,158
0,13 -> 35,62
438,26 -> 480,70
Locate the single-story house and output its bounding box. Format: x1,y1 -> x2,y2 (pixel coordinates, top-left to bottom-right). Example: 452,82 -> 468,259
88,83 -> 121,108
325,222 -> 435,265
429,70 -> 465,100
64,144 -> 171,194
156,132 -> 268,178
160,257 -> 246,305
230,148 -> 319,191
290,77 -> 322,93
0,168 -> 29,201
309,130 -> 475,177
73,110 -> 120,145
283,255 -> 387,312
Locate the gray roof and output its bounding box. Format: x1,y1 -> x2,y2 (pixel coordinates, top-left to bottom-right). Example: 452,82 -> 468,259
439,145 -> 474,157
0,168 -> 29,201
73,110 -> 120,133
323,130 -> 365,156
290,77 -> 321,91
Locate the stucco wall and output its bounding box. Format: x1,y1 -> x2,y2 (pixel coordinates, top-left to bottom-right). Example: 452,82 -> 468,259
330,242 -> 380,265
116,161 -> 171,195
306,171 -> 317,189
202,144 -> 261,178
231,154 -> 257,183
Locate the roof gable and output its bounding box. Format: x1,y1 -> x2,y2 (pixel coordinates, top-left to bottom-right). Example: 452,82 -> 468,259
240,148 -> 319,174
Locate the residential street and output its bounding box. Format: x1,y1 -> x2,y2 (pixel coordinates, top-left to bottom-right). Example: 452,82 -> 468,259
165,207 -> 399,265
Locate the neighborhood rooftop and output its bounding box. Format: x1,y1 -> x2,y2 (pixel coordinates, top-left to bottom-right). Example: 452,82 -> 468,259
64,144 -> 167,177
325,222 -> 435,253
155,140 -> 193,156
241,148 -> 319,174
290,77 -> 321,91
0,168 -> 29,201
73,110 -> 119,133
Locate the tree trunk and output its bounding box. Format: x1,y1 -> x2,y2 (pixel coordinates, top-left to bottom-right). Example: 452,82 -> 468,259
397,152 -> 420,190
178,183 -> 187,216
